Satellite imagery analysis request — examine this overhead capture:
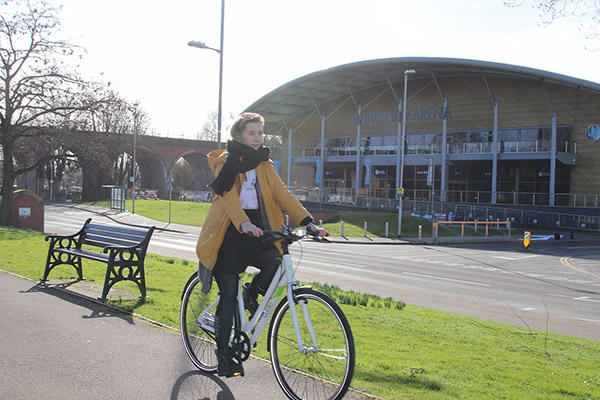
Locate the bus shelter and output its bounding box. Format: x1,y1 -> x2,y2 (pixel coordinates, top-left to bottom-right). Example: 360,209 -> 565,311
102,185 -> 126,211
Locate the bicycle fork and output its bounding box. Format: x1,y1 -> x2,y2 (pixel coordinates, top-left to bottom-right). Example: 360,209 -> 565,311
281,255 -> 320,355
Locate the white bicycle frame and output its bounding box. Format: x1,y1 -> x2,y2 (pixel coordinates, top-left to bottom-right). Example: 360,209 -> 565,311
200,252 -> 319,354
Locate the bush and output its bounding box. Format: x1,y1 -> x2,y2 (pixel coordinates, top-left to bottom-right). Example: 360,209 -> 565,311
306,282 -> 406,310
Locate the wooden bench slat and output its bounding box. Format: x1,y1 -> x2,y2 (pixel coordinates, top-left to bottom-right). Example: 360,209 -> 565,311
85,228 -> 147,243
56,248 -> 110,262
84,234 -> 140,248
87,223 -> 151,237
83,239 -> 138,250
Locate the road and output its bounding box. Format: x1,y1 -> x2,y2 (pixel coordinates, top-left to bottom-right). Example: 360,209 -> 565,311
44,204 -> 600,340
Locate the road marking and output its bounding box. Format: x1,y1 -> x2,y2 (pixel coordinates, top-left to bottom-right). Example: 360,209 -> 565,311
568,317 -> 600,324
391,256 -> 598,286
573,296 -> 600,303
547,293 -> 572,299
402,272 -> 491,287
560,257 -> 600,280
522,307 -> 535,311
544,276 -> 569,281
494,255 -> 540,260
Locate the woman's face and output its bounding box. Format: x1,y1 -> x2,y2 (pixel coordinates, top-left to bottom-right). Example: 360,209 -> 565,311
237,122 -> 264,150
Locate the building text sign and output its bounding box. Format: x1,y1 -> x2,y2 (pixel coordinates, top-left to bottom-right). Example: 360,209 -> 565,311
351,107 -> 451,126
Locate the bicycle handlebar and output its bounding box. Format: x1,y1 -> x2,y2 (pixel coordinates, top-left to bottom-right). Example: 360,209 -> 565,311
243,225 -> 329,244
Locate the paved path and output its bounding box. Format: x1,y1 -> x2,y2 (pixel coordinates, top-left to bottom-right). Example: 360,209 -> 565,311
0,272 -> 369,400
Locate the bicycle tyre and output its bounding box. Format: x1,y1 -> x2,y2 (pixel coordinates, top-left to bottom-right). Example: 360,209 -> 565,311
180,273 -> 219,372
269,288 -> 355,400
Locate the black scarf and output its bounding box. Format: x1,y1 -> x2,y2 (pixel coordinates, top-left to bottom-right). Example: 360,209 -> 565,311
208,140 -> 270,196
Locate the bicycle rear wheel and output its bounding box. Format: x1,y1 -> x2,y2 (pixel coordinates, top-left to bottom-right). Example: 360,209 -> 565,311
269,288 -> 355,400
180,273 -> 220,372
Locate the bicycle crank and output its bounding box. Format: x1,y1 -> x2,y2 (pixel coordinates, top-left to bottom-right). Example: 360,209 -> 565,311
231,330 -> 251,361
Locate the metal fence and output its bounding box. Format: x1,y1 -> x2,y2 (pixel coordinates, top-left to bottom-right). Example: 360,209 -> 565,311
291,187 -> 600,231
408,201 -> 600,232
290,186 -> 600,209
296,139 -> 576,157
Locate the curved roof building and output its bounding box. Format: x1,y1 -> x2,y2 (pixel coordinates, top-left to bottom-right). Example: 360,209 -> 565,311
245,57 -> 600,208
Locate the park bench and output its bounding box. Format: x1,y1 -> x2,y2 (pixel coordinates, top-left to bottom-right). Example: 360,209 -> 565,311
42,218 -> 155,300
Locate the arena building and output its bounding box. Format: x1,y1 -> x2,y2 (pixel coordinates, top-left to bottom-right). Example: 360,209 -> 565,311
245,57 -> 600,209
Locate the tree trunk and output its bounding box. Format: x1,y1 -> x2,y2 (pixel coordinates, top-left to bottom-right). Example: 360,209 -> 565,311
0,136 -> 15,226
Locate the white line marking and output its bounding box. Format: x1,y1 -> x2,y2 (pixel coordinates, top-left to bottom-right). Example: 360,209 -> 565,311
573,296 -> 600,303
494,255 -> 541,260
568,317 -> 600,324
522,307 -> 535,311
546,293 -> 572,299
402,272 -> 491,287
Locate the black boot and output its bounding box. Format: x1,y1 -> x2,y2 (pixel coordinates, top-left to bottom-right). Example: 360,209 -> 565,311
242,282 -> 259,319
215,347 -> 244,378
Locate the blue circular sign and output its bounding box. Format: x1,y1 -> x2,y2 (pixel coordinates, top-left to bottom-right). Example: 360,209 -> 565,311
586,124 -> 600,142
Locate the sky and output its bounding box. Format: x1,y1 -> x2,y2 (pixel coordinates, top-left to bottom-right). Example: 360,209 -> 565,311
54,0 -> 600,140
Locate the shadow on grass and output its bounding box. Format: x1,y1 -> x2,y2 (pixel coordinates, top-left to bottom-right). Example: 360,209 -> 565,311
360,369 -> 443,392
22,281 -> 139,325
170,370 -> 235,400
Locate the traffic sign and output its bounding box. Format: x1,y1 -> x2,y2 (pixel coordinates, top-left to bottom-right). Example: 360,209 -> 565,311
523,231 -> 531,248
397,188 -> 404,195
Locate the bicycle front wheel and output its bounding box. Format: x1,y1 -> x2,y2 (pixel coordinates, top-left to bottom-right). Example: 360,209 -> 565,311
269,288 -> 355,400
180,273 -> 220,372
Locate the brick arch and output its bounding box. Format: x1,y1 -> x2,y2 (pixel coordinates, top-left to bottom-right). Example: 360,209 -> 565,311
19,131 -> 220,201
172,149 -> 214,193
133,145 -> 168,195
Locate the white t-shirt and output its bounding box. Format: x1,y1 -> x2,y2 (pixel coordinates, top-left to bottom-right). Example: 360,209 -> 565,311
239,169 -> 259,209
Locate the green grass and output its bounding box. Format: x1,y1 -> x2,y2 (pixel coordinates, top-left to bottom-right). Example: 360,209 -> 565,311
2,226 -> 599,399
85,199 -> 212,228
84,199 -> 511,239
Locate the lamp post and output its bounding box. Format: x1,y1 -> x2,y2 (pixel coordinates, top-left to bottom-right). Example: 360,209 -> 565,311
398,69 -> 416,236
188,0 -> 225,149
131,104 -> 138,214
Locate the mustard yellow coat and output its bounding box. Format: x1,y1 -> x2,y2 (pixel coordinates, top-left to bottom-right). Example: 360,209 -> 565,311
195,149 -> 312,270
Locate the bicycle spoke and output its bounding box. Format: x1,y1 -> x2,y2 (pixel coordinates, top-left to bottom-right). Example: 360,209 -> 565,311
276,334 -> 301,351
270,290 -> 354,400
180,275 -> 218,372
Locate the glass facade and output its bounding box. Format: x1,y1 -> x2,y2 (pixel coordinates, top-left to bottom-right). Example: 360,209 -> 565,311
312,126 -> 572,156
303,125 -> 574,203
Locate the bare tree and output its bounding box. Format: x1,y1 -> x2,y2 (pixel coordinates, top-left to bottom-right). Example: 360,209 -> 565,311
505,0 -> 600,42
196,110 -> 236,143
0,0 -> 108,225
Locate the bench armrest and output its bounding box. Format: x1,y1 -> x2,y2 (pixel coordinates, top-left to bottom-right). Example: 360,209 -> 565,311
45,233 -> 82,249
45,233 -> 75,242
45,218 -> 92,244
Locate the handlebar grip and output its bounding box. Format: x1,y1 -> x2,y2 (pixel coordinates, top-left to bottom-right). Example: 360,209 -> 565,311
306,225 -> 329,237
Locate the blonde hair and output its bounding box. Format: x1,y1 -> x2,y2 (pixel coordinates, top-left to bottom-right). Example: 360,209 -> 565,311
230,112 -> 265,139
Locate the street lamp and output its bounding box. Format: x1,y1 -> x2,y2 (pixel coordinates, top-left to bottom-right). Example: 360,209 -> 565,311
131,104 -> 138,214
398,69 -> 416,236
188,0 -> 225,149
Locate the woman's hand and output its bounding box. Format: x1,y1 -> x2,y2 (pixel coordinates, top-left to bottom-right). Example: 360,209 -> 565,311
241,221 -> 263,237
306,222 -> 328,237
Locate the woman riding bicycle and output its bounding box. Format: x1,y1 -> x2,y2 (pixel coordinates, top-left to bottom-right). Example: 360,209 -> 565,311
195,112 -> 327,377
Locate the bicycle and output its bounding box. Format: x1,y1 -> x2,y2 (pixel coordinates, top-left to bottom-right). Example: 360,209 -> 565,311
180,225 -> 355,400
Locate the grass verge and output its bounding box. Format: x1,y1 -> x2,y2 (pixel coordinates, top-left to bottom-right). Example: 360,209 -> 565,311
83,199 -> 512,239
2,226 -> 599,399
